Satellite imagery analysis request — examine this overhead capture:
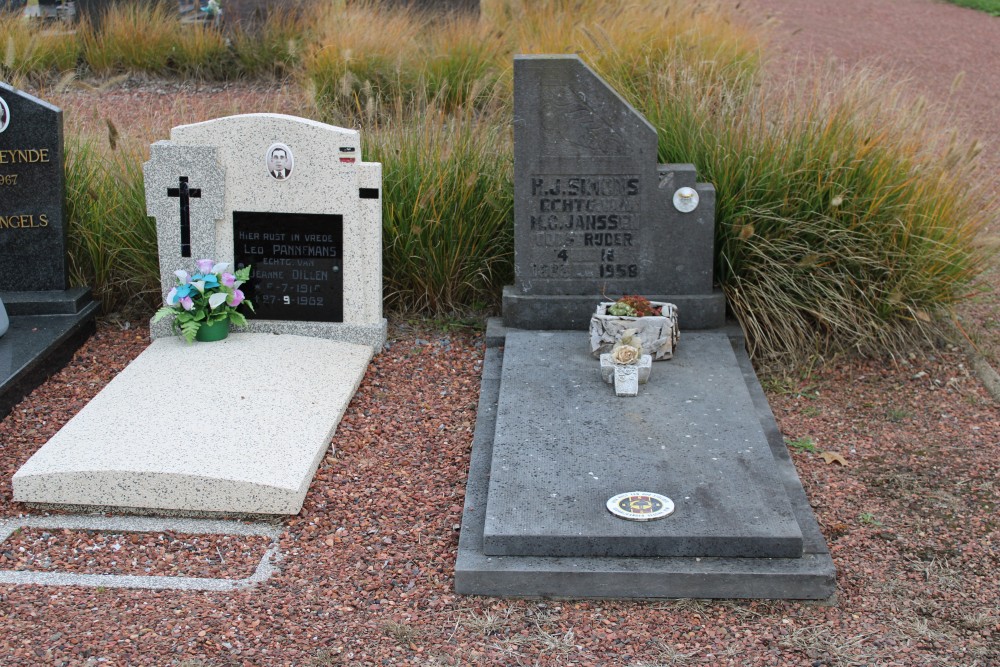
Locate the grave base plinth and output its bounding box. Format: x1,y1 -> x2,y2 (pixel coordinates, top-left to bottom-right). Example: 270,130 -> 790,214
455,319 -> 835,600
151,317 -> 387,349
502,285 -> 726,331
0,288 -> 98,421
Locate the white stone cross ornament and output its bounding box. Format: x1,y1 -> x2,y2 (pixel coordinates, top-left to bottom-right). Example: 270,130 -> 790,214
600,353 -> 652,397
614,364 -> 639,397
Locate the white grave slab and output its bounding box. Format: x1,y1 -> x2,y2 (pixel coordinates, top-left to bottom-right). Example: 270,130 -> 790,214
13,334 -> 371,515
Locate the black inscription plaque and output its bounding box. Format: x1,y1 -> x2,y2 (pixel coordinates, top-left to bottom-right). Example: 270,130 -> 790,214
233,211 -> 343,322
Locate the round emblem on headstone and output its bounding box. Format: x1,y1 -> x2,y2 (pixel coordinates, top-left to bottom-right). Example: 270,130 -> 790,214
266,142 -> 294,181
606,491 -> 675,521
0,96 -> 10,133
672,187 -> 699,213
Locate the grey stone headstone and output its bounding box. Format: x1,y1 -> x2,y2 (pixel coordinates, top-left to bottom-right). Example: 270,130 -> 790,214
505,55 -> 725,330
0,83 -> 67,292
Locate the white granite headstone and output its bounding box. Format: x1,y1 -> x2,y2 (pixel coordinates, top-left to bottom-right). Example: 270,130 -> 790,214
144,113 -> 385,347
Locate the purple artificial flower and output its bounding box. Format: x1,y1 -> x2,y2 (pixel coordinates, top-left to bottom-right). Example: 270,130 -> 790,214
221,272 -> 236,287
180,296 -> 195,311
229,289 -> 245,307
196,259 -> 215,274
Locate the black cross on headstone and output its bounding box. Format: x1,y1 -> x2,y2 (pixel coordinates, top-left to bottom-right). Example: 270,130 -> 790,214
166,176 -> 201,258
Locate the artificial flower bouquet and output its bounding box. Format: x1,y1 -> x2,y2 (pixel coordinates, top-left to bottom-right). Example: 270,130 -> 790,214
153,259 -> 254,343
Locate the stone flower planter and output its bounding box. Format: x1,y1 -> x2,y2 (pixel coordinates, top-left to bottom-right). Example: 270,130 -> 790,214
589,301 -> 679,361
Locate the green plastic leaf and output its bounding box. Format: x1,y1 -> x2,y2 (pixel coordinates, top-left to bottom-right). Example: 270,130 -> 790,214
151,306 -> 175,323
180,319 -> 200,343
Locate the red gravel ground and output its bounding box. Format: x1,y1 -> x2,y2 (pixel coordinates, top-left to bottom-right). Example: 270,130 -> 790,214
1,322 -> 997,665
2,529 -> 271,579
2,0 -> 999,664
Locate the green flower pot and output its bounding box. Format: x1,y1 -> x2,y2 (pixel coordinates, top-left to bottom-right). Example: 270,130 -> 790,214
195,318 -> 230,342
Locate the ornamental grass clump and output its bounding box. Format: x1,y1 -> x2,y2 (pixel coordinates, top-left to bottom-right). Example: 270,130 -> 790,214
153,260 -> 254,343
607,53 -> 993,362
80,1 -> 180,74
65,135 -> 160,316
0,15 -> 79,82
367,107 -> 513,315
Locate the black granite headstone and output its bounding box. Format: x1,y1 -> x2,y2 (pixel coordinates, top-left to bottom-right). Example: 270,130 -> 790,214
505,55 -> 726,330
0,82 -> 67,292
233,211 -> 344,323
0,83 -> 98,421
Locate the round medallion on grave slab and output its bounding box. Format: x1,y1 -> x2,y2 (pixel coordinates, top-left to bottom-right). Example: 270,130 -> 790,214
0,96 -> 10,133
606,491 -> 675,521
672,186 -> 699,213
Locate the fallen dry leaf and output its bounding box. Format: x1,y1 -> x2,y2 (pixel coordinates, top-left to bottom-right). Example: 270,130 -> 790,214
819,451 -> 848,466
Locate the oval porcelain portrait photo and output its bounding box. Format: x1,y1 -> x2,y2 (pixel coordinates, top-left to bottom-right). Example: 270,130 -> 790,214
265,142 -> 293,180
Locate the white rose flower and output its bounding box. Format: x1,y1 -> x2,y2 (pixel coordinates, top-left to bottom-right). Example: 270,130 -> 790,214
611,344 -> 640,365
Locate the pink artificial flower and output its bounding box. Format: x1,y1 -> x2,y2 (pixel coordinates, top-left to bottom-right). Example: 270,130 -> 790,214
180,296 -> 195,311
196,259 -> 215,274
221,272 -> 236,287
229,289 -> 245,307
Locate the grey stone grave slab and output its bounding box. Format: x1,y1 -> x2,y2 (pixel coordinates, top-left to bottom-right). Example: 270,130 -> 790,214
505,55 -> 726,330
455,321 -> 836,600
0,83 -> 98,420
482,330 -> 803,559
459,55 -> 833,600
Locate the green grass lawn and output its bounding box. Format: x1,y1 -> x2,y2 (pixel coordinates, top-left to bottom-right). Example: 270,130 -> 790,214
945,0 -> 1000,16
